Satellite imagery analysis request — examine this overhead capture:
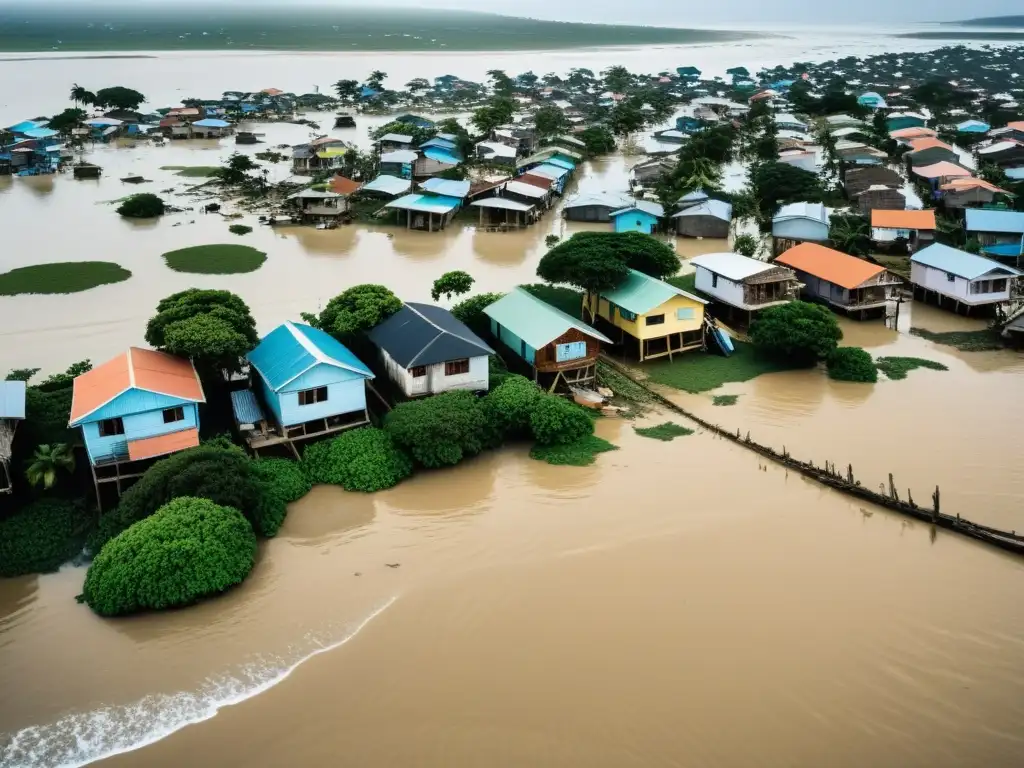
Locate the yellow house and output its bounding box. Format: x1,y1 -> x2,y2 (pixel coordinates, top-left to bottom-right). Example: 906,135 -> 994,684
584,269 -> 708,361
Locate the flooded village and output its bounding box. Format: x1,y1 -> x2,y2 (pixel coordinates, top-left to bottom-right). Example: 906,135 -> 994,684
2,27 -> 1024,768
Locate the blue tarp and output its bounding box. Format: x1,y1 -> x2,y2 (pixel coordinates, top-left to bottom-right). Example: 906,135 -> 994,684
193,118 -> 231,128
422,147 -> 461,165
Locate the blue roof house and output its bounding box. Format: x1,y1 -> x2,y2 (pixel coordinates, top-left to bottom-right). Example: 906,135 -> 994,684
246,322 -> 374,441
957,119 -> 991,134
609,201 -> 664,234
857,92 -> 887,109
910,244 -> 1021,312
965,209 -> 1024,247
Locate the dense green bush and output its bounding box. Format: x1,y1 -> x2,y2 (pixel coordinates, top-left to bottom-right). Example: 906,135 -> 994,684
228,224 -> 253,236
302,428 -> 412,492
385,391 -> 489,468
89,443 -> 268,550
529,395 -> 595,446
0,498 -> 91,577
81,497 -> 257,616
116,193 -> 165,218
749,301 -> 843,365
483,375 -> 541,440
451,292 -> 504,336
250,458 -> 313,536
827,347 -> 878,383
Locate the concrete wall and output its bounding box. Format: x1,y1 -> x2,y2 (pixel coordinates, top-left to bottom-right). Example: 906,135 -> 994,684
380,349 -> 489,397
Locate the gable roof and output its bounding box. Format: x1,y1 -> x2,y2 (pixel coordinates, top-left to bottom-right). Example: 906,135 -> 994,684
419,178 -> 471,198
689,252 -> 778,281
908,137 -> 954,154
378,133 -> 414,144
564,191 -> 635,210
912,243 -> 1022,280
772,202 -> 827,225
775,243 -> 887,290
600,269 -> 706,314
369,303 -> 494,368
361,175 -> 412,196
247,322 -> 373,392
380,149 -> 418,164
69,348 -> 205,426
965,208 -> 1024,235
871,209 -> 937,230
503,180 -> 548,199
911,161 -> 971,180
483,288 -> 611,349
329,175 -> 363,195
672,199 -> 732,221
610,200 -> 665,218
890,126 -> 937,140
940,178 -> 1010,194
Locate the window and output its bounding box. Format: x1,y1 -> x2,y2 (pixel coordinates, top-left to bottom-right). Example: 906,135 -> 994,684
993,279 -> 1008,293
555,341 -> 587,362
98,418 -> 124,437
676,308 -> 695,321
410,366 -> 427,378
645,314 -> 665,326
946,272 -> 956,282
712,274 -> 719,288
162,407 -> 184,424
298,386 -> 328,406
445,359 -> 470,376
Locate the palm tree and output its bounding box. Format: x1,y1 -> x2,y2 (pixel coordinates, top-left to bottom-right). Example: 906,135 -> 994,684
25,444 -> 75,490
70,83 -> 87,106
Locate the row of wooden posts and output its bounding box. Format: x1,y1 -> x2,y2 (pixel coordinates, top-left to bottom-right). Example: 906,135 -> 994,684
599,356 -> 1024,558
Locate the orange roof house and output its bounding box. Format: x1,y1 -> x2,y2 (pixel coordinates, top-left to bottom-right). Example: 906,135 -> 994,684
69,348 -> 205,469
329,175 -> 363,196
890,126 -> 937,140
911,161 -> 972,181
871,209 -> 937,231
775,243 -> 902,314
906,137 -> 959,166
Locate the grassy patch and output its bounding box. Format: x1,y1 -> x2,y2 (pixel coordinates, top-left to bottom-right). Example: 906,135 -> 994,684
160,165 -> 221,178
0,262 -> 131,296
162,244 -> 267,275
875,356 -> 949,380
871,254 -> 911,280
909,327 -> 1004,352
634,422 -> 694,441
665,272 -> 712,300
644,342 -> 798,393
529,435 -> 617,466
712,394 -> 739,406
521,283 -> 584,319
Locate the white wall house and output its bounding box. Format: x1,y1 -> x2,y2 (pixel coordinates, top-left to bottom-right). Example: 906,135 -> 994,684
368,303 -> 494,398
910,244 -> 1021,308
689,252 -> 799,313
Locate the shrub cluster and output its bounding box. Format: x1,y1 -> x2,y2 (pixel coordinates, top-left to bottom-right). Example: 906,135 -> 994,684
81,497 -> 257,617
528,395 -> 595,446
750,301 -> 843,365
0,498 -> 91,577
826,347 -> 878,383
482,375 -> 541,441
302,427 -> 412,492
116,193 -> 165,218
384,391 -> 489,468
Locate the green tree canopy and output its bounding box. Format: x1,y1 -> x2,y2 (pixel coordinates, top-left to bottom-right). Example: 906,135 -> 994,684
536,231 -> 681,293
451,292 -> 504,337
487,69 -> 515,98
749,162 -> 825,225
602,65 -> 634,93
316,284 -> 403,338
483,375 -> 541,441
384,391 -> 490,468
608,100 -> 645,136
749,301 -> 843,365
371,120 -> 435,146
217,153 -> 260,185
48,107 -> 87,135
431,270 -> 475,302
529,396 -> 594,446
534,105 -> 568,138
25,443 -> 75,490
471,97 -> 515,135
578,125 -> 616,156
93,86 -> 146,111
0,499 -> 90,578
334,79 -> 360,101
145,288 -> 258,374
116,193 -> 165,218
82,497 -> 257,617
826,347 -> 878,383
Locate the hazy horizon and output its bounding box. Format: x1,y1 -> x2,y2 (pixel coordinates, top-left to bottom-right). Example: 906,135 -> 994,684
3,0 -> 1022,25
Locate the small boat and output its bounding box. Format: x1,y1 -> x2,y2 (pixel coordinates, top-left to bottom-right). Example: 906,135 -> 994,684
120,175 -> 147,184
705,317 -> 734,357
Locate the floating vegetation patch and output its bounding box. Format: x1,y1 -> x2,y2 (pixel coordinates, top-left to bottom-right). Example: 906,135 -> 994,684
529,435 -> 617,466
875,356 -> 949,380
228,224 -> 253,236
712,394 -> 740,406
634,422 -> 694,441
162,244 -> 267,275
160,165 -> 221,178
909,327 -> 1003,352
0,261 -> 131,296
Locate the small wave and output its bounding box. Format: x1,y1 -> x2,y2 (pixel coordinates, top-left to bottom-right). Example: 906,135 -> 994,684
0,596 -> 398,768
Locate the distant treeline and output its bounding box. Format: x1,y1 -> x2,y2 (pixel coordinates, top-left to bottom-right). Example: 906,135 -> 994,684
0,6 -> 753,53
950,16 -> 1024,27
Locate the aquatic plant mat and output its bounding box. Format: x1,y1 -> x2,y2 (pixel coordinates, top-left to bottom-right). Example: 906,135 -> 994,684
909,327 -> 1003,352
644,342 -> 798,393
633,422 -> 694,441
529,435 -> 617,466
0,261 -> 132,295
162,245 -> 267,275
712,395 -> 740,406
160,166 -> 221,178
875,357 -> 949,380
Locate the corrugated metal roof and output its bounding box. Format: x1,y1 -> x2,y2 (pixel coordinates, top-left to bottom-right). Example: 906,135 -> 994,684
912,244 -> 1022,280
385,194 -> 462,214
127,428 -> 200,461
483,288 -> 611,349
689,252 -> 776,281
563,191 -> 634,210
422,147 -> 461,165
965,209 -> 1024,234
420,137 -> 457,151
545,156 -> 576,171
230,389 -> 265,426
610,200 -> 664,218
193,118 -> 230,128
601,269 -> 706,315
776,243 -> 887,290
247,322 -> 372,392
419,178 -> 471,198
380,149 -> 418,164
472,198 -> 534,211
0,381 -> 26,420
871,209 -> 936,230
476,141 -> 517,158
369,303 -> 494,368
378,133 -> 413,144
911,161 -> 971,180
361,175 -> 412,196
504,180 -> 547,199
529,163 -> 570,181
772,202 -> 827,224
672,199 -> 733,221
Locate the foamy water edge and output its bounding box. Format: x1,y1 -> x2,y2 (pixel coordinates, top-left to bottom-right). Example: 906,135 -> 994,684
0,596 -> 398,768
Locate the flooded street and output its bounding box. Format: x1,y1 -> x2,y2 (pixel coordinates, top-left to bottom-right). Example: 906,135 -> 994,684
3,31 -> 1024,768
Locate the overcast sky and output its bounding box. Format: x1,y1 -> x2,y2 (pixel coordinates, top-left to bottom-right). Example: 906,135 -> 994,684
31,0 -> 1024,24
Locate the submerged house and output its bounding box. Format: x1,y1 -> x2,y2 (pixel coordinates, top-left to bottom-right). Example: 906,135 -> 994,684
0,381 -> 25,494
886,112 -> 927,132
905,138 -> 959,167
854,184 -> 906,214
562,191 -> 635,222
584,269 -> 708,362
609,201 -> 664,234
360,174 -> 413,199
243,322 -> 374,454
191,118 -> 232,139
379,149 -> 418,179
939,178 -> 1012,209
384,194 -> 462,231
844,166 -> 904,197
910,244 -> 1021,313
287,189 -> 348,225
672,199 -> 732,239
976,140 -> 1024,168
69,348 -> 206,507
870,209 -> 937,251
775,243 -> 903,318
771,202 -> 829,254
475,141 -> 518,164
368,303 -> 494,398
689,252 -> 799,321
483,288 -> 611,391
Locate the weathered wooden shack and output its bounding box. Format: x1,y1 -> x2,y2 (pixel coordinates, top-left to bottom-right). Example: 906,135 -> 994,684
672,199 -> 732,238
